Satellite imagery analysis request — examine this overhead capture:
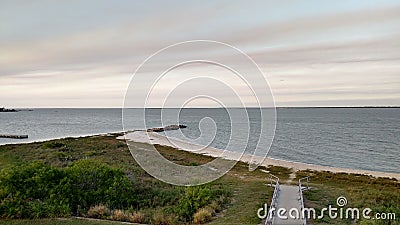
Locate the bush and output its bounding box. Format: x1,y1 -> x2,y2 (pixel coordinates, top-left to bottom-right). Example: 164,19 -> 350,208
175,186 -> 211,222
87,204 -> 109,219
128,211 -> 145,223
193,207 -> 213,224
53,159 -> 144,213
0,160 -> 143,219
152,210 -> 176,225
0,161 -> 64,200
175,185 -> 229,222
111,209 -> 128,221
27,200 -> 70,218
0,161 -> 68,218
0,159 -> 230,222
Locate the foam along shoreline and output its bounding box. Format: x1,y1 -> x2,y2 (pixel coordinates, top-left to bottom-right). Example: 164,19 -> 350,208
120,131 -> 400,180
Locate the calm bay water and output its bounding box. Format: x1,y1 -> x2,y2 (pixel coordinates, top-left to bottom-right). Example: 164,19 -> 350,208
0,108 -> 398,173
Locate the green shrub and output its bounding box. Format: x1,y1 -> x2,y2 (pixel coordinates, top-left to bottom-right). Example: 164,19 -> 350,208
0,160 -> 143,219
0,197 -> 24,219
0,162 -> 71,219
52,159 -> 145,213
0,159 -> 231,222
175,185 -> 229,222
0,161 -> 64,200
42,142 -> 65,149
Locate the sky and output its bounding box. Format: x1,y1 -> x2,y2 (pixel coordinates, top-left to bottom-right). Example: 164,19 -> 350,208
1,0 -> 400,107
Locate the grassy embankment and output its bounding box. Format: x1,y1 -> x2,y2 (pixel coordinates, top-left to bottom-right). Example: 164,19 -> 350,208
296,170 -> 399,225
0,134 -> 398,224
0,134 -> 274,225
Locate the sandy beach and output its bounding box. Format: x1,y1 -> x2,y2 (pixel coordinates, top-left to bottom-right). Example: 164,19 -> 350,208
120,131 -> 400,180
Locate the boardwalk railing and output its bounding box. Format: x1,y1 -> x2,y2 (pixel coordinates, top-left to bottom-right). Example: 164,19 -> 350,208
265,174 -> 280,225
298,176 -> 310,225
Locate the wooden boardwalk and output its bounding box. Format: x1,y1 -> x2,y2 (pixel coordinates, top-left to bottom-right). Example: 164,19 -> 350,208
273,185 -> 304,225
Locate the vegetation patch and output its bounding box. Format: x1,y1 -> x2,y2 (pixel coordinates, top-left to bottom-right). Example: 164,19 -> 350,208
42,142 -> 65,149
5,134 -> 396,224
265,165 -> 293,180
0,136 -> 250,224
297,170 -> 399,225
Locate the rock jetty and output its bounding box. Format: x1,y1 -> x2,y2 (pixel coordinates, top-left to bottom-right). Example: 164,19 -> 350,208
147,124 -> 187,132
0,107 -> 17,112
0,134 -> 28,139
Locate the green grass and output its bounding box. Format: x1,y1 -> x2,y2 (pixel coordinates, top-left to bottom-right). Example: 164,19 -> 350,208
208,178 -> 273,225
264,165 -> 293,181
0,218 -> 132,225
296,170 -> 399,225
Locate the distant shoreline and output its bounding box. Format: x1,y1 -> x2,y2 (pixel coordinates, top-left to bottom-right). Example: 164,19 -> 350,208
0,131 -> 122,146
8,106 -> 400,109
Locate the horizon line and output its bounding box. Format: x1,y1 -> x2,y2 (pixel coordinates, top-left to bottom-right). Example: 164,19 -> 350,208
8,106 -> 400,109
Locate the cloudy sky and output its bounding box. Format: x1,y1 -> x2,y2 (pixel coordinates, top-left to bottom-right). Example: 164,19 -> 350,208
1,0 -> 399,107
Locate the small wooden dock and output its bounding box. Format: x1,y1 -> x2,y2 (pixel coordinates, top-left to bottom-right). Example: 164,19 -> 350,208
0,134 -> 28,139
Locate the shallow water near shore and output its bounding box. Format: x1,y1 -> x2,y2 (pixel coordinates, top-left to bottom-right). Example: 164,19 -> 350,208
0,108 -> 399,173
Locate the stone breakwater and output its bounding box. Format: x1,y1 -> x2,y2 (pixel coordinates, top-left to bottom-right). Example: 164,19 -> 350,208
146,124 -> 187,132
